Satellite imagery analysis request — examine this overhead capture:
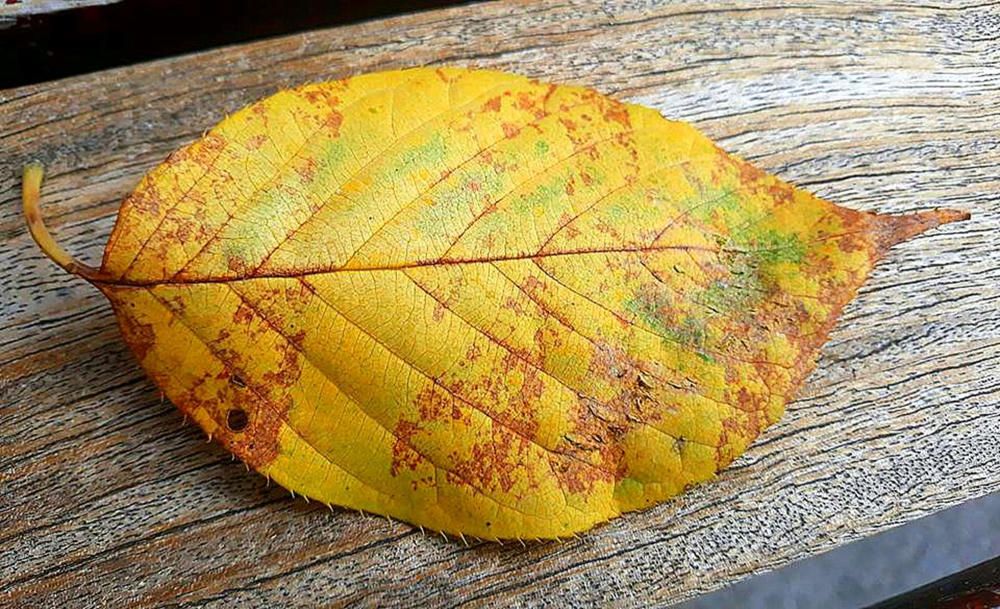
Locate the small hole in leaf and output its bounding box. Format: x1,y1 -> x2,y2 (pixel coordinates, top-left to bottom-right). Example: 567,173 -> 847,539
230,375 -> 247,389
227,408 -> 249,432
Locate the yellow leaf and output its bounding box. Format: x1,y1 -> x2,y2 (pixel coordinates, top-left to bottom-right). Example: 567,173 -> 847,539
23,67 -> 968,540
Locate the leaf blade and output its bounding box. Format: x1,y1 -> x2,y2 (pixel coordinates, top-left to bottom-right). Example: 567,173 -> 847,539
46,66 -> 967,539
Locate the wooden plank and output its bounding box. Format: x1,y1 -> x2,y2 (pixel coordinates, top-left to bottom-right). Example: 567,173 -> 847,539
0,0 -> 122,18
1,1 -> 997,606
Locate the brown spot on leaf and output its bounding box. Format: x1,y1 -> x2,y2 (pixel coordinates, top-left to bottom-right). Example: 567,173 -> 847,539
556,398 -> 627,494
232,302 -> 255,326
208,369 -> 293,471
390,420 -> 425,476
432,302 -> 447,322
603,102 -> 631,128
482,96 -> 502,113
296,157 -> 317,182
516,92 -> 536,111
301,88 -> 341,110
765,179 -> 795,207
245,134 -> 268,150
414,383 -> 464,423
549,344 -> 666,494
502,123 -> 520,139
114,303 -> 156,363
447,425 -> 529,494
262,333 -> 304,388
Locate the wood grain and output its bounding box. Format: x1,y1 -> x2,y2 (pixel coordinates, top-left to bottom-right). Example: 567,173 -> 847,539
1,1 -> 997,606
0,0 -> 122,18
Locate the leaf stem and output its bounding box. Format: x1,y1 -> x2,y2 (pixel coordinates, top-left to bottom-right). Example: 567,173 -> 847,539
22,162 -> 103,282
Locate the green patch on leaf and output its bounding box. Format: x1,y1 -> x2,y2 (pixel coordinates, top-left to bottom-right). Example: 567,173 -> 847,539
625,287 -> 709,353
741,229 -> 807,265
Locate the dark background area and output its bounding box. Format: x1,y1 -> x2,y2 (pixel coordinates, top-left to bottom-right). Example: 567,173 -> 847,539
676,494 -> 1000,609
1,0 -> 469,89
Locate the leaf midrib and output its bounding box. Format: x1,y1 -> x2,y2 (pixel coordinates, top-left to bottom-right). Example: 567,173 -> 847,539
90,243 -> 723,287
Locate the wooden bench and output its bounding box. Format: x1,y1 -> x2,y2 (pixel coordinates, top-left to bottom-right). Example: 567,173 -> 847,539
1,1 -> 997,606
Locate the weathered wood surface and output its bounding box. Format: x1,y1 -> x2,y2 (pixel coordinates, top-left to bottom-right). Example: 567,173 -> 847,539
0,0 -> 122,19
1,1 -> 997,606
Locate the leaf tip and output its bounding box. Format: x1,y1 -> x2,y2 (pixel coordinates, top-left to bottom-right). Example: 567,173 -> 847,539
869,207 -> 970,253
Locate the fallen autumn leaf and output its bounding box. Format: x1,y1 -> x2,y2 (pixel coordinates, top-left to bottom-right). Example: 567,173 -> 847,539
22,66 -> 969,540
